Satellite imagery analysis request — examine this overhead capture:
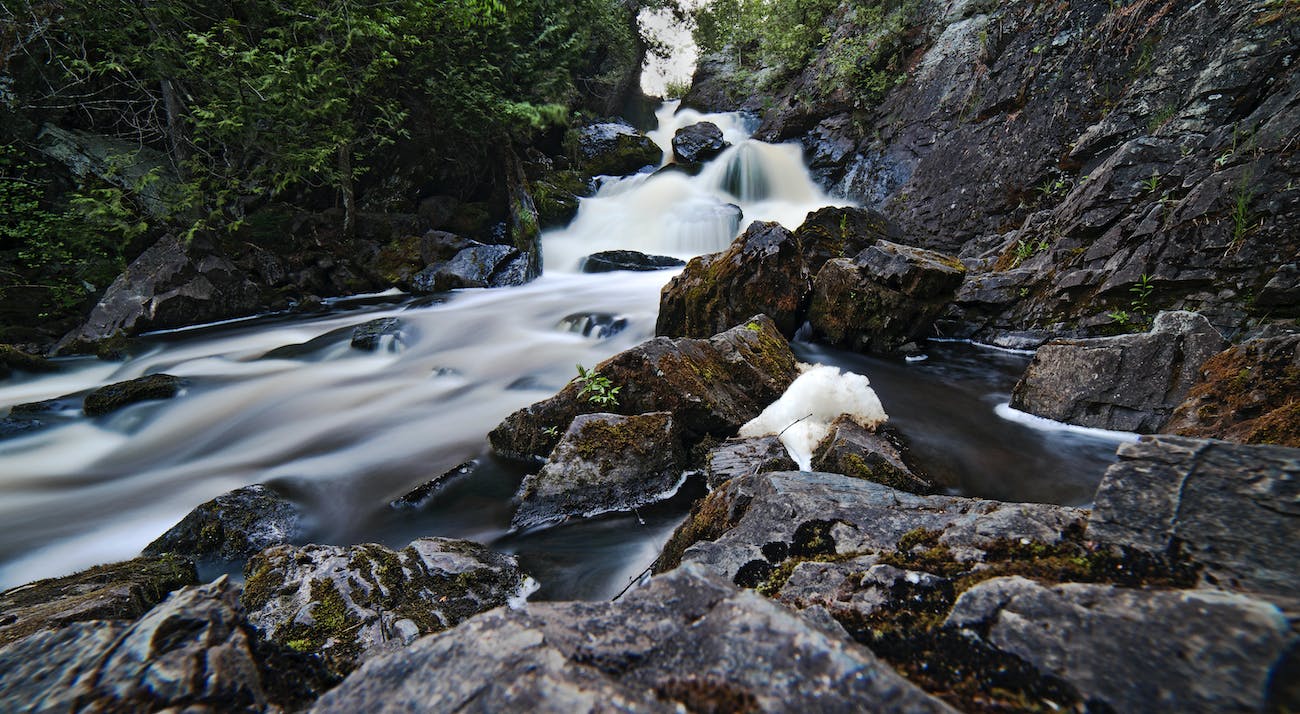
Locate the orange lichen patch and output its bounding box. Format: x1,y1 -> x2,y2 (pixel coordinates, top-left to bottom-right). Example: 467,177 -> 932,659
1167,337 -> 1300,447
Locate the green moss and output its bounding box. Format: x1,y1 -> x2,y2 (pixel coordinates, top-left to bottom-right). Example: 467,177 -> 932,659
241,558 -> 286,611
654,483 -> 750,573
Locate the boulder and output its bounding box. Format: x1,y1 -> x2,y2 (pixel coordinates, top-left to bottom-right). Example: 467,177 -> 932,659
82,373 -> 184,416
703,435 -> 797,488
671,121 -> 730,163
142,484 -> 304,564
1166,332 -> 1300,446
0,555 -> 196,646
410,243 -> 519,293
310,564 -> 955,714
512,412 -> 685,531
489,315 -> 800,462
0,345 -> 57,380
1087,435 -> 1300,609
580,250 -> 686,273
350,317 -> 404,352
571,122 -> 661,177
242,537 -> 533,675
555,312 -> 629,340
807,240 -> 966,354
530,169 -> 591,228
657,222 -> 810,339
792,205 -> 897,275
810,416 -> 935,494
0,398 -> 73,439
946,577 -> 1295,713
0,577 -> 335,713
1010,311 -> 1228,432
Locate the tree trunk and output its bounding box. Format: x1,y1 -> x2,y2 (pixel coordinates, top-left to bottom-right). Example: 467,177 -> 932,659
339,142 -> 356,239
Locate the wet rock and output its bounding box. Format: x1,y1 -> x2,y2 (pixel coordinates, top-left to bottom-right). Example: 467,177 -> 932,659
0,555 -> 196,646
555,312 -> 629,340
0,345 -> 56,380
1010,311 -> 1227,433
311,564 -> 955,714
1167,332 -> 1300,447
410,243 -> 519,293
1087,435 -> 1300,609
0,577 -> 336,712
580,250 -> 686,273
571,122 -> 661,177
82,373 -> 184,416
657,221 -> 810,339
946,577 -> 1295,713
513,412 -> 685,531
390,460 -> 478,509
0,399 -> 73,439
489,315 -> 799,462
242,537 -> 533,675
703,435 -> 797,489
491,251 -> 536,288
810,416 -> 935,494
807,240 -> 966,354
792,205 -> 897,275
142,484 -> 304,565
349,317 -> 404,352
671,121 -> 730,163
530,169 -> 592,228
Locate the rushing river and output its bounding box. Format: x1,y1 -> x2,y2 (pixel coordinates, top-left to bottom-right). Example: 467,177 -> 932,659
0,103 -> 1130,597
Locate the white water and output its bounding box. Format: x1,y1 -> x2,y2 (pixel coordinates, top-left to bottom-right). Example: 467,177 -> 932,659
0,104 -> 840,590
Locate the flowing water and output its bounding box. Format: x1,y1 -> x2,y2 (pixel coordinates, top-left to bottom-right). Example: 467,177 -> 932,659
0,103 -> 1130,598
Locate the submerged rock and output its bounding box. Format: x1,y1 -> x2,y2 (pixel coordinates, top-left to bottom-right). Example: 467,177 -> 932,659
703,435 -> 797,489
349,317 -> 404,352
311,564 -> 954,713
489,315 -> 799,462
555,312 -> 629,340
1010,311 -> 1227,433
671,121 -> 730,163
571,122 -> 661,177
142,484 -> 304,565
242,537 -> 533,675
512,411 -> 685,531
580,250 -> 686,273
82,373 -> 184,416
1167,332 -> 1300,447
0,345 -> 56,380
810,416 -> 935,494
0,555 -> 196,647
390,460 -> 478,509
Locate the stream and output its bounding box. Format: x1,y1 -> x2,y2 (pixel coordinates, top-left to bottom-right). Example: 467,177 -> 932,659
0,103 -> 1130,597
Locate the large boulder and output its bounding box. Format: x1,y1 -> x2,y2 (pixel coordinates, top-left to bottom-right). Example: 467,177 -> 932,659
809,416 -> 935,494
513,412 -> 685,531
571,122 -> 661,177
410,243 -> 520,293
1087,435 -> 1300,609
657,222 -> 810,339
0,555 -> 196,647
806,240 -> 966,354
1166,332 -> 1300,447
310,564 -> 955,714
580,250 -> 685,273
82,373 -> 184,416
792,205 -> 897,275
242,537 -> 533,675
1010,311 -> 1228,432
142,484 -> 304,565
489,315 -> 800,462
671,121 -> 730,163
0,577 -> 335,713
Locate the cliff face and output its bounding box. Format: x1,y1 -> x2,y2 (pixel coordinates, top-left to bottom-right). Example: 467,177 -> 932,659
686,0 -> 1299,346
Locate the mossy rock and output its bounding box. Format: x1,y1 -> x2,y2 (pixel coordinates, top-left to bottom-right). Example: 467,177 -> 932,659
83,373 -> 184,416
0,345 -> 57,380
142,484 -> 303,564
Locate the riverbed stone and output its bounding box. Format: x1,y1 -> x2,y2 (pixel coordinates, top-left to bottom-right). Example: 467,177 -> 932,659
350,317 -> 404,351
580,250 -> 685,273
810,416 -> 935,494
310,564 -> 955,714
512,412 -> 685,531
657,221 -> 811,339
792,205 -> 897,275
1166,332 -> 1300,447
242,537 -> 533,675
555,312 -> 629,340
0,345 -> 56,380
571,122 -> 661,177
703,435 -> 797,488
489,315 -> 799,462
410,243 -> 519,293
0,555 -> 196,646
1009,311 -> 1228,433
142,484 -> 304,565
1087,435 -> 1300,609
671,121 -> 730,164
82,373 -> 185,416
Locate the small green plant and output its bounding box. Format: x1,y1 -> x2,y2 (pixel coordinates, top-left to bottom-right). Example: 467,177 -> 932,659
662,78 -> 691,100
1108,309 -> 1131,325
1129,273 -> 1154,315
1011,238 -> 1049,267
1229,175 -> 1259,250
1141,170 -> 1161,193
575,363 -> 620,408
542,425 -> 560,438
1034,175 -> 1070,199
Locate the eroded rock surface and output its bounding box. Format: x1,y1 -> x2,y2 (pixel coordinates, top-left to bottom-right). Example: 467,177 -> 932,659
1167,332 -> 1300,447
703,435 -> 797,489
143,484 -> 304,565
350,317 -> 404,351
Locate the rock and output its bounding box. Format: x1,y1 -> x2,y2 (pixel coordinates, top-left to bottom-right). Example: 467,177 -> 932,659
671,121 -> 730,163
530,169 -> 592,228
0,577 -> 336,712
0,555 -> 196,646
82,373 -> 184,416
390,460 -> 478,509
311,564 -> 955,714
807,240 -> 966,354
491,251 -> 537,288
142,484 -> 304,564
350,317 -> 404,352
56,234 -> 262,352
1010,311 -> 1228,433
512,412 -> 685,531
0,345 -> 56,380
1087,435 -> 1300,609
410,243 -> 519,293
242,537 -> 533,674
946,577 -> 1295,713
703,435 -> 797,488
555,312 -> 629,340
571,122 -> 661,177
580,250 -> 686,273
0,398 -> 73,439
1166,333 -> 1300,447
489,315 -> 800,462
657,221 -> 811,339
810,416 -> 935,494
792,205 -> 897,275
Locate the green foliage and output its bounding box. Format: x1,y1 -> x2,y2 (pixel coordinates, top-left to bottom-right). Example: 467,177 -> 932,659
575,363 -> 620,408
1011,237 -> 1049,267
694,0 -> 839,71
1229,174 -> 1259,250
823,0 -> 917,104
663,79 -> 692,100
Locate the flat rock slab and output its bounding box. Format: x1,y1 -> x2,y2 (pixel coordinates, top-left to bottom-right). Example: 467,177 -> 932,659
704,435 -> 797,488
311,565 -> 955,714
1087,435 -> 1300,609
83,373 -> 184,416
142,484 -> 304,564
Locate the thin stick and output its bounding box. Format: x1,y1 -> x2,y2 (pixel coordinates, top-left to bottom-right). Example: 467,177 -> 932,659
778,413 -> 815,437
